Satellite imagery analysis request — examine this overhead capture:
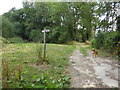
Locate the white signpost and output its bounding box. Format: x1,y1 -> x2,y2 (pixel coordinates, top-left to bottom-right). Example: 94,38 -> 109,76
42,29 -> 50,58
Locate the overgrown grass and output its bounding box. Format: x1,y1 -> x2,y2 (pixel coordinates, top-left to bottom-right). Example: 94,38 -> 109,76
97,48 -> 118,60
2,43 -> 75,88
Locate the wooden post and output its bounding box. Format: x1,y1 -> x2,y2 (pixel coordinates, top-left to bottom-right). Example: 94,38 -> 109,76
44,30 -> 46,58
42,29 -> 50,58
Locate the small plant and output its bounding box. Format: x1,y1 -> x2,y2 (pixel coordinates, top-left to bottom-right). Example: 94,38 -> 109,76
8,37 -> 25,43
36,44 -> 44,64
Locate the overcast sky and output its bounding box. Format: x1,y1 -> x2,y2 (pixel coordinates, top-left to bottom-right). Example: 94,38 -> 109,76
0,0 -> 23,15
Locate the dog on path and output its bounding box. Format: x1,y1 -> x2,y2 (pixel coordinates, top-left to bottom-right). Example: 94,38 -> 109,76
92,49 -> 98,58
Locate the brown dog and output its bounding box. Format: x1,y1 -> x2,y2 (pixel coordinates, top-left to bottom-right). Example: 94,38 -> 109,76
92,49 -> 98,58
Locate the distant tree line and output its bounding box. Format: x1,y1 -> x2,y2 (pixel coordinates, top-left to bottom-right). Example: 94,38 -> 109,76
1,2 -> 120,44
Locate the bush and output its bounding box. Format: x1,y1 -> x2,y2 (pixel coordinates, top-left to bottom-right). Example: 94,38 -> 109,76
8,37 -> 24,43
91,31 -> 104,49
91,31 -> 120,56
0,37 -> 10,44
91,38 -> 97,48
103,32 -> 119,53
2,16 -> 14,38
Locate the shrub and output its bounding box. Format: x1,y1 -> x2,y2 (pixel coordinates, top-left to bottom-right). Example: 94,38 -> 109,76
2,16 -> 14,38
0,37 -> 10,44
91,38 -> 96,48
8,37 -> 24,43
91,31 -> 119,56
103,32 -> 119,53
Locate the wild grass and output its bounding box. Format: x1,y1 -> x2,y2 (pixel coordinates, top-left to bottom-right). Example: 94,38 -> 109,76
36,44 -> 45,64
2,58 -> 24,88
2,43 -> 75,88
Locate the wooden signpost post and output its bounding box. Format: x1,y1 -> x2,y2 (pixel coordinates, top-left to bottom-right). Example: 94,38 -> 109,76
42,29 -> 50,58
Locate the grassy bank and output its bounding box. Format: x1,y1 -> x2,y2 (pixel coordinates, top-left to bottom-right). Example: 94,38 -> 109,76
2,43 -> 75,88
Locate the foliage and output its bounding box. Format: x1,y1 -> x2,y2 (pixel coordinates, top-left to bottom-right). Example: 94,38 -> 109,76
29,30 -> 42,42
0,37 -> 9,44
91,31 -> 104,49
8,72 -> 70,88
3,2 -> 119,43
116,15 -> 120,32
91,38 -> 97,48
91,31 -> 119,56
8,37 -> 25,43
1,16 -> 14,38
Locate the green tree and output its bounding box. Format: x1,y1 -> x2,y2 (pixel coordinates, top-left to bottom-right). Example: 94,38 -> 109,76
2,2 -> 119,44
1,16 -> 14,38
116,15 -> 120,32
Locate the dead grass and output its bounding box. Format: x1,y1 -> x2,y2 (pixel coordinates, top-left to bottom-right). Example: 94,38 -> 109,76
17,64 -> 22,81
2,59 -> 10,88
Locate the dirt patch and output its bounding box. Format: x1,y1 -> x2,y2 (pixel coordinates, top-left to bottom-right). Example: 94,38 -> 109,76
68,45 -> 119,88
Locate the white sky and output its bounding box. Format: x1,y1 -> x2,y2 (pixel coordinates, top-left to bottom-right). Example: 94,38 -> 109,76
0,0 -> 23,15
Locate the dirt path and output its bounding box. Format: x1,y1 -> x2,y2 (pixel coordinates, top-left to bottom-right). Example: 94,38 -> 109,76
69,45 -> 119,88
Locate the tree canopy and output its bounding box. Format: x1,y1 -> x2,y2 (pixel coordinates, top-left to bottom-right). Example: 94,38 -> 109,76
2,2 -> 119,43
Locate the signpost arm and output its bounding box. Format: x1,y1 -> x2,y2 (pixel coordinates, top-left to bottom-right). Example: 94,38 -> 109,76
44,30 -> 46,58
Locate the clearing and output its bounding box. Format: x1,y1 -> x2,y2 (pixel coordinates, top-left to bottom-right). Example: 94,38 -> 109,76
69,45 -> 119,88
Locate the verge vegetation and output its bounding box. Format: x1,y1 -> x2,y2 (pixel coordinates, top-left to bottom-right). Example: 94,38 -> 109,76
2,43 -> 75,88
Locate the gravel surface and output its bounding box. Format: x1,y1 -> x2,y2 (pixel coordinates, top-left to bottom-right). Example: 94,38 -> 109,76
68,45 -> 119,88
